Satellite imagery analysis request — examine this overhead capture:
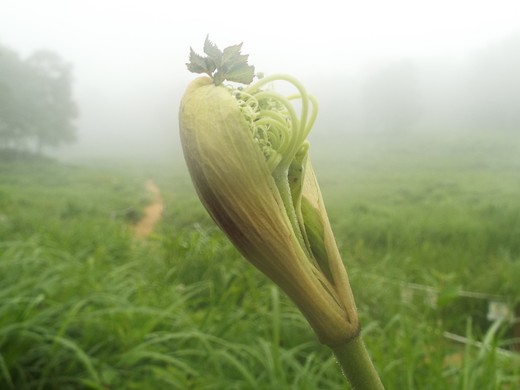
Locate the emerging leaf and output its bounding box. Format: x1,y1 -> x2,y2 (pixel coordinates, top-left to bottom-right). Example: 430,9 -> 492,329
186,36 -> 255,85
222,43 -> 248,67
179,75 -> 359,346
186,48 -> 210,74
225,63 -> 255,84
203,35 -> 223,67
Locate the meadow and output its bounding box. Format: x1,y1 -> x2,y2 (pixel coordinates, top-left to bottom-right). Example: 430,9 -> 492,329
1,131 -> 519,389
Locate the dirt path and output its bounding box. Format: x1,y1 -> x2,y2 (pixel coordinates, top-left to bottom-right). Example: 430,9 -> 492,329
134,179 -> 164,239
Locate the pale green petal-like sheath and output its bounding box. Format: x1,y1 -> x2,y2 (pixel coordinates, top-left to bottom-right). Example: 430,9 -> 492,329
179,77 -> 358,346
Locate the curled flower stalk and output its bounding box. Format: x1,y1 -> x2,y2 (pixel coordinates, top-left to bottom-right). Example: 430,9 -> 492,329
179,37 -> 384,389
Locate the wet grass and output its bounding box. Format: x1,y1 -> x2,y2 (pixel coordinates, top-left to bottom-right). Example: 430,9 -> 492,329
1,133 -> 520,389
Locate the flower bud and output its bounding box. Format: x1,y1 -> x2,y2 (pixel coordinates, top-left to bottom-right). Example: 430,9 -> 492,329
179,76 -> 359,346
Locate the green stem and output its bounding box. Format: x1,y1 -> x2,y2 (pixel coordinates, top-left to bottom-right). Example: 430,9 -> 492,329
330,335 -> 385,390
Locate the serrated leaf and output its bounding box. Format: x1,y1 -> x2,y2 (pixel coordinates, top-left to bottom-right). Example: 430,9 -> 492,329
204,57 -> 217,74
204,36 -> 223,67
186,36 -> 255,85
186,48 -> 210,74
225,63 -> 255,84
222,43 -> 248,66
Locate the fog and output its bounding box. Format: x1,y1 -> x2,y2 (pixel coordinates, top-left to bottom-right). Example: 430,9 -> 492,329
1,0 -> 520,162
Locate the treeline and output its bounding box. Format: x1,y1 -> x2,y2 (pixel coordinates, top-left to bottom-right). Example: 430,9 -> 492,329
319,33 -> 520,136
0,43 -> 77,153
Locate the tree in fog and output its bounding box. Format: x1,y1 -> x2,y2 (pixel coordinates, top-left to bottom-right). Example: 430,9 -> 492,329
462,34 -> 520,132
0,45 -> 25,147
359,60 -> 421,134
0,44 -> 77,152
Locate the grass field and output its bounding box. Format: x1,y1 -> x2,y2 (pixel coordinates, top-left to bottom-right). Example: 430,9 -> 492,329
1,132 -> 520,389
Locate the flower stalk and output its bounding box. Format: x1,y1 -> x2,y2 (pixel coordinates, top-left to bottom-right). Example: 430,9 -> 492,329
179,37 -> 384,389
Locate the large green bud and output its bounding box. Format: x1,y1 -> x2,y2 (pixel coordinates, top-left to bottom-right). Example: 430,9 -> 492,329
179,75 -> 359,347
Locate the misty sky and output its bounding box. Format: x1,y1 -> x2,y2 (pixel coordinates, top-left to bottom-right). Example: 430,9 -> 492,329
1,0 -> 520,159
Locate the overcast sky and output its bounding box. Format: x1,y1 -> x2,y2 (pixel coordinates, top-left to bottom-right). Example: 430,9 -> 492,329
1,0 -> 519,159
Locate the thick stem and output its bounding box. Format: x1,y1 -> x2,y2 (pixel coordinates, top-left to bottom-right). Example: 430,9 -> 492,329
330,335 -> 385,390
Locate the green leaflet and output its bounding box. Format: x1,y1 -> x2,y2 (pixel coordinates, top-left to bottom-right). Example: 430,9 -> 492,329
301,196 -> 334,283
287,142 -> 334,283
287,142 -> 314,258
288,142 -> 309,208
